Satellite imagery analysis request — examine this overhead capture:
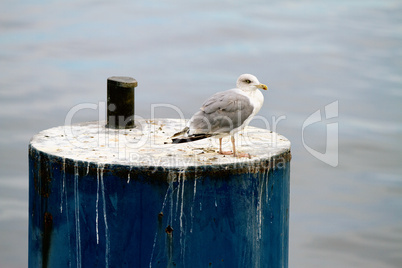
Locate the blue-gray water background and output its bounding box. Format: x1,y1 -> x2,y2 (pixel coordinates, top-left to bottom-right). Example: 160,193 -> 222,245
1,0 -> 401,267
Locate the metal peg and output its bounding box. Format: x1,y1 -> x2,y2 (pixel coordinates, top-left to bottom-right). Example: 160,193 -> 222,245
106,76 -> 138,129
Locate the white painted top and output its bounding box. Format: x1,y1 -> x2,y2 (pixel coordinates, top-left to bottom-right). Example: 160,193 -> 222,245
30,119 -> 291,168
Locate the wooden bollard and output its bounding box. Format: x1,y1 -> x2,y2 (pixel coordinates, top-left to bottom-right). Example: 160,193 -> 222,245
28,78 -> 291,268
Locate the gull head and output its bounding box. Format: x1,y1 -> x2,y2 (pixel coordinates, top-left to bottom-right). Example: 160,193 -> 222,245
236,74 -> 268,91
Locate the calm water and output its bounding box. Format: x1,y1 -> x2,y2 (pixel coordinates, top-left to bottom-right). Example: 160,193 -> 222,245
1,0 -> 401,267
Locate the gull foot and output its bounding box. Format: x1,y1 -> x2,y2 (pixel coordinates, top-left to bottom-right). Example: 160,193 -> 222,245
218,151 -> 233,156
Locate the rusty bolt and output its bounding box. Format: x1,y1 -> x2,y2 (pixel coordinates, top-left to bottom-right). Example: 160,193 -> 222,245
165,225 -> 173,234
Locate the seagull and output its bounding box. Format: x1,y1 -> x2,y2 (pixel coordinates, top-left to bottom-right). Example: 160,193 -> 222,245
171,74 -> 268,157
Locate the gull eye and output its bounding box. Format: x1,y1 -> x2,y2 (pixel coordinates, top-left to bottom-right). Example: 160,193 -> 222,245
244,79 -> 251,83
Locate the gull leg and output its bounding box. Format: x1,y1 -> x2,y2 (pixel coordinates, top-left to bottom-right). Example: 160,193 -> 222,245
232,135 -> 250,158
218,137 -> 233,155
231,136 -> 237,157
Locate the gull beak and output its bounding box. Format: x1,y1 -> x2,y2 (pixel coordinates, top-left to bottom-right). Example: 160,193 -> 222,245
257,84 -> 268,90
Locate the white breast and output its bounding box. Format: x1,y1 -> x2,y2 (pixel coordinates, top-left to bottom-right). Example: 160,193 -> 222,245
231,88 -> 264,134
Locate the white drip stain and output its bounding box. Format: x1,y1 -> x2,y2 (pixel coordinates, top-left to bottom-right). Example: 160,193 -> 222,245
251,164 -> 270,267
190,178 -> 197,233
74,163 -> 82,268
127,168 -> 131,184
162,179 -> 174,213
179,171 -> 186,264
60,158 -> 66,213
265,166 -> 270,204
174,173 -> 181,221
96,167 -> 100,245
99,164 -> 109,267
64,160 -> 72,266
168,174 -> 175,227
257,172 -> 264,241
37,153 -> 41,194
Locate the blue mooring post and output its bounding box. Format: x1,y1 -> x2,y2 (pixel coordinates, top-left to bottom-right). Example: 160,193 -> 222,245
28,77 -> 291,268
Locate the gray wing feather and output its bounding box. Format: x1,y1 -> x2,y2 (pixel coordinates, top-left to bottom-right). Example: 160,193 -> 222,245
189,89 -> 254,135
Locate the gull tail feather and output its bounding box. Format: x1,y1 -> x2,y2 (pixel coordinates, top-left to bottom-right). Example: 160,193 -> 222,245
172,134 -> 213,144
